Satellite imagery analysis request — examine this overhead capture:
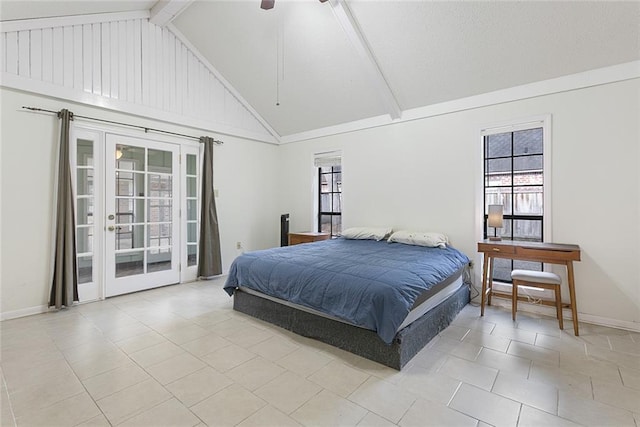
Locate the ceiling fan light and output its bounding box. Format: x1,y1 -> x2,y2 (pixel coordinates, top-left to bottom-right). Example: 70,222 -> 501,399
260,0 -> 275,10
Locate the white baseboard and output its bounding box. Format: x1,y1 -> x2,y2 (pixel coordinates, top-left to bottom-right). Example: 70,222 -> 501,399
483,295 -> 640,333
0,305 -> 49,321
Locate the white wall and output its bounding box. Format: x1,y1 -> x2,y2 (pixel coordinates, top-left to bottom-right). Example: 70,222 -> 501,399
278,78 -> 640,329
0,87 -> 280,317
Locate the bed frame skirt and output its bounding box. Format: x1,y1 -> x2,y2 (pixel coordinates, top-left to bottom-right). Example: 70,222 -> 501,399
233,284 -> 470,370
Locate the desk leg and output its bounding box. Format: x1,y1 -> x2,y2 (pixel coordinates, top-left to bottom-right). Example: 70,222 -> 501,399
567,261 -> 579,336
487,258 -> 494,307
481,254 -> 489,316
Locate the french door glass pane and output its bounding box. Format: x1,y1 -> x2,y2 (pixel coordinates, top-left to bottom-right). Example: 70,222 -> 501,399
77,169 -> 94,195
116,198 -> 144,223
77,198 -> 94,225
187,177 -> 197,197
116,252 -> 144,277
187,155 -> 197,175
148,149 -> 172,173
78,255 -> 93,284
77,227 -> 93,253
116,145 -> 145,170
148,223 -> 172,247
147,248 -> 171,272
187,222 -> 197,243
77,140 -> 94,166
187,244 -> 197,267
148,199 -> 172,223
148,174 -> 172,197
116,225 -> 144,250
116,172 -> 144,197
187,200 -> 197,221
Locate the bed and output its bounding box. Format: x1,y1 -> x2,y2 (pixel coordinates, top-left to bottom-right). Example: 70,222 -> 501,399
223,237 -> 470,369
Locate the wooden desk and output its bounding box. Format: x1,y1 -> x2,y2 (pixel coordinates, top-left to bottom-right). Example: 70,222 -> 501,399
478,239 -> 581,335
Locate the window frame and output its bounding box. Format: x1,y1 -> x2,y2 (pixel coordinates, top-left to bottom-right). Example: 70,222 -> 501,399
478,115 -> 552,283
317,165 -> 342,238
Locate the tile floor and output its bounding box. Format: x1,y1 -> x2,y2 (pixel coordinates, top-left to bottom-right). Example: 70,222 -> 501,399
1,278 -> 639,426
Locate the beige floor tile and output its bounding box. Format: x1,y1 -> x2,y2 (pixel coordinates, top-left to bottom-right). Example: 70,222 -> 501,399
190,311 -> 232,328
586,344 -> 640,371
395,367 -> 460,405
101,321 -> 152,342
2,357 -> 74,393
409,347 -> 449,373
114,330 -> 168,354
591,377 -> 640,413
201,343 -> 256,372
528,362 -> 593,399
226,356 -> 287,391
348,376 -> 416,424
534,333 -> 587,355
293,389 -> 368,426
428,336 -> 483,361
255,371 -> 322,414
439,325 -> 471,341
162,324 -> 213,345
69,350 -> 133,380
507,341 -> 560,366
620,365 -> 640,390
308,359 -> 370,398
518,404 -> 580,427
558,389 -> 636,426
75,414 -> 112,426
180,333 -> 232,358
237,405 -> 302,427
146,352 -> 207,385
356,412 -> 397,427
14,392 -> 101,427
8,372 -> 85,418
119,397 -> 201,426
492,371 -> 558,414
61,340 -> 120,364
448,383 -> 521,427
82,363 -> 150,400
129,340 -> 185,368
248,335 -> 300,361
96,378 -> 171,425
559,353 -> 623,383
491,325 -> 536,345
399,398 -> 477,427
225,324 -> 274,348
166,367 -> 233,407
437,355 -> 498,390
277,347 -> 333,377
190,383 -> 266,426
1,387 -> 15,427
475,347 -> 532,378
451,317 -> 497,334
462,329 -> 511,353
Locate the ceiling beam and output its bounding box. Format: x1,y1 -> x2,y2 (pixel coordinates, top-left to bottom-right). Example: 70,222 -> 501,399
149,0 -> 193,27
329,0 -> 402,120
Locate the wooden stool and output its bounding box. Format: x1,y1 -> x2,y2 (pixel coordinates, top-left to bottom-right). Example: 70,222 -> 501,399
511,269 -> 563,330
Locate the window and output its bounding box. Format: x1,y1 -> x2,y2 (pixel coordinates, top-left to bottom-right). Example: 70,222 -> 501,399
483,125 -> 546,282
315,154 -> 342,237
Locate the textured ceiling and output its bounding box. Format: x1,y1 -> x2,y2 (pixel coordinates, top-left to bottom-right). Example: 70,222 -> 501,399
2,0 -> 639,139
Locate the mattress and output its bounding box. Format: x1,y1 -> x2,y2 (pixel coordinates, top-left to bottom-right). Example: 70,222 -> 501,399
238,271 -> 464,333
224,238 -> 470,344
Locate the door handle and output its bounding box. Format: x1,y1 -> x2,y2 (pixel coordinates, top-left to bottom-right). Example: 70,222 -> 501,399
108,226 -> 115,231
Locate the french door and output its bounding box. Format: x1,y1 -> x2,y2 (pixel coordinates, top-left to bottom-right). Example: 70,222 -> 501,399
104,135 -> 180,297
72,127 -> 200,302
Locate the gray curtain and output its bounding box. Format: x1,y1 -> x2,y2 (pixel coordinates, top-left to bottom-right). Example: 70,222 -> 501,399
49,109 -> 78,308
197,136 -> 223,277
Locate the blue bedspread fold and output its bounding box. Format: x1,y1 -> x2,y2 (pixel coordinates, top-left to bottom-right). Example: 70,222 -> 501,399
223,238 -> 469,344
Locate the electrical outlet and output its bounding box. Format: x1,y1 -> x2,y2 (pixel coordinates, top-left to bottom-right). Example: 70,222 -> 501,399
236,241 -> 242,249
468,261 -> 474,268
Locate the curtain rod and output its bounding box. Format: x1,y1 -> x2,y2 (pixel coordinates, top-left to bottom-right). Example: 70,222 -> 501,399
21,106 -> 224,144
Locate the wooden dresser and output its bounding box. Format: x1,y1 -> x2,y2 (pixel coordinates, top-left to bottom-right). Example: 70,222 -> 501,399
288,232 -> 330,246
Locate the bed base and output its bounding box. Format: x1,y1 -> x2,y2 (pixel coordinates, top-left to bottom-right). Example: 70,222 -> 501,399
233,284 -> 470,370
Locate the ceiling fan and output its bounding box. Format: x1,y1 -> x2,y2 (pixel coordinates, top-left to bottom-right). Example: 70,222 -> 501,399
261,0 -> 328,10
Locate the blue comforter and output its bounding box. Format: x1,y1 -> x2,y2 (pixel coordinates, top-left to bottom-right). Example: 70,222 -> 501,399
223,238 -> 469,344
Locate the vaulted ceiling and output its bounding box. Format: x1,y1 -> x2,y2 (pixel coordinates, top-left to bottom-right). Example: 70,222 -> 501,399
2,0 -> 639,141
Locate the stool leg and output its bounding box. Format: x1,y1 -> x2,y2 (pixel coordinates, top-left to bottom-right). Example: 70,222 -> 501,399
555,285 -> 564,330
512,281 -> 518,321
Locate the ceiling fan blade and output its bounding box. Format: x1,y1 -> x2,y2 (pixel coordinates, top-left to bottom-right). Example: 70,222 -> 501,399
261,0 -> 275,9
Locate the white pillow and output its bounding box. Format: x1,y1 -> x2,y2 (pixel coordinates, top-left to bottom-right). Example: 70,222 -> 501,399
341,227 -> 392,241
387,230 -> 449,248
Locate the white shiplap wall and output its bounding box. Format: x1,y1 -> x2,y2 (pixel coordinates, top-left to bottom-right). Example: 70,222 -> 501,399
0,12 -> 277,143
